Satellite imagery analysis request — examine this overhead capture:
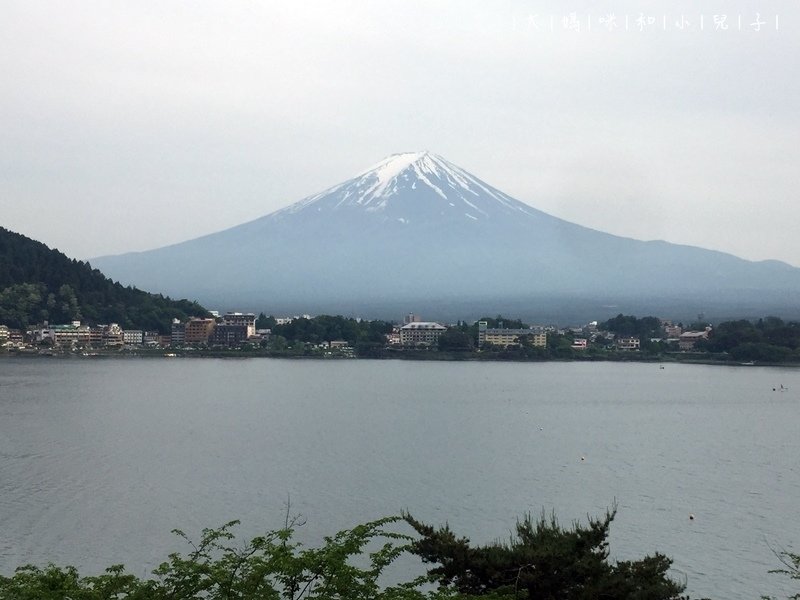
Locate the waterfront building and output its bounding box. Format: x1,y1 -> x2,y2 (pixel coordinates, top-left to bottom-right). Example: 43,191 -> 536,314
679,330 -> 709,351
399,322 -> 447,346
615,337 -> 641,351
171,319 -> 186,346
123,330 -> 144,345
385,331 -> 401,345
89,327 -> 105,347
185,318 -> 216,344
104,323 -> 124,346
45,322 -> 92,346
210,323 -> 248,347
222,312 -> 256,337
7,329 -> 24,346
477,321 -> 546,348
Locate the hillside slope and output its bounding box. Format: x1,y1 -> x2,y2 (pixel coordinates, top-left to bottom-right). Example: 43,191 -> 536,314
0,227 -> 208,332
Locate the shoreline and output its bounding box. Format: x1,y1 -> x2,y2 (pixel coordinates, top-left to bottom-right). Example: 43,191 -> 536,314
2,348 -> 798,368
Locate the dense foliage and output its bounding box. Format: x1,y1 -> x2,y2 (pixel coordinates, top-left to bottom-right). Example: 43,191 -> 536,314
270,315 -> 393,347
600,314 -> 664,339
0,227 -> 208,332
705,317 -> 800,362
476,316 -> 529,330
0,509 -> 702,600
404,507 -> 688,600
437,330 -> 474,352
0,517 -> 440,600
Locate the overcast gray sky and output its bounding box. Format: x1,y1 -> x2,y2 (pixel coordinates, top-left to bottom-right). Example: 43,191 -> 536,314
2,1 -> 798,266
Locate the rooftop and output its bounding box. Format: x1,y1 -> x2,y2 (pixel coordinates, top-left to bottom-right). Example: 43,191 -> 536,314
483,328 -> 542,335
400,322 -> 446,330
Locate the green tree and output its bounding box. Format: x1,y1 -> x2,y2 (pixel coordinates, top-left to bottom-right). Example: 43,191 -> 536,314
763,548 -> 800,600
0,511 -> 700,600
478,315 -> 529,330
256,312 -> 277,330
438,329 -> 474,352
403,507 -> 687,600
55,284 -> 81,322
0,564 -> 146,600
271,315 -> 392,348
601,314 -> 663,339
0,227 -> 208,333
0,518 -> 465,600
729,342 -> 792,363
269,335 -> 288,352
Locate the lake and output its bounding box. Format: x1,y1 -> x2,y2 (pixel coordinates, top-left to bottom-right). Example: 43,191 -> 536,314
0,357 -> 798,598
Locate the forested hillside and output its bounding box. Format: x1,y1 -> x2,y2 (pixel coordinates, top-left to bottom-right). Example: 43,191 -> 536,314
0,227 -> 208,332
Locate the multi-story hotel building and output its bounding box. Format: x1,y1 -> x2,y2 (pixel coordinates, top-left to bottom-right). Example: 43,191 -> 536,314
679,330 -> 709,351
477,321 -> 546,348
184,318 -> 216,344
399,322 -> 447,346
48,322 -> 92,346
210,324 -> 249,347
222,312 -> 256,338
123,330 -> 144,345
171,319 -> 186,346
104,323 -> 124,346
89,327 -> 105,347
615,337 -> 641,351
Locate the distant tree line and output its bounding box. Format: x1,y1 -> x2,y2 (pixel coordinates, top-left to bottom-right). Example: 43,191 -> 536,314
600,314 -> 664,339
255,314 -> 393,357
600,313 -> 800,362
703,317 -> 800,362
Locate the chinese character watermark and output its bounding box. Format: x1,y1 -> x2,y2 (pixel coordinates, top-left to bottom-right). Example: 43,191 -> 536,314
513,13 -> 780,33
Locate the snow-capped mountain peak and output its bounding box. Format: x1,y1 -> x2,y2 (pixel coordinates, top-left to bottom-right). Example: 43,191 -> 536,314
276,151 -> 540,223
91,151 -> 800,317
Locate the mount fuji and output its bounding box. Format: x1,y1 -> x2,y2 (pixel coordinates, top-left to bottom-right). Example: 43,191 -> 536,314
92,152 -> 800,320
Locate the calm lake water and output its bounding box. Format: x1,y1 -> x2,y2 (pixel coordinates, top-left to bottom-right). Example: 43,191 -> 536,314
0,357 -> 798,598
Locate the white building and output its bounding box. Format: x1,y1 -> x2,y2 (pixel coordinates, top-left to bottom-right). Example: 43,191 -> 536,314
123,330 -> 144,345
37,322 -> 92,346
385,331 -> 401,345
104,323 -> 124,346
615,337 -> 641,351
399,322 -> 447,346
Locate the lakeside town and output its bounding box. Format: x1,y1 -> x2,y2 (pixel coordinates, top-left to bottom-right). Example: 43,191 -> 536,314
0,309 -> 718,358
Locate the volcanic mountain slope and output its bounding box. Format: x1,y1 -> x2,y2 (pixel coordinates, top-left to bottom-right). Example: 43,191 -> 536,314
92,152 -> 800,317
